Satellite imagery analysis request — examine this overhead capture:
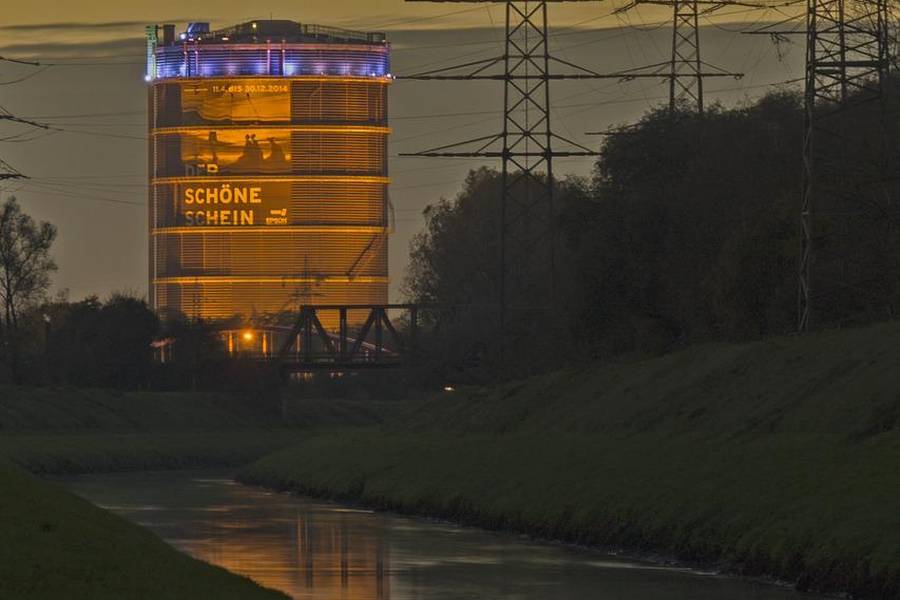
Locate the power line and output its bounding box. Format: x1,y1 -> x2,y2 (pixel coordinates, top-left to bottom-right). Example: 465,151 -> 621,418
798,0 -> 890,331
0,58 -> 47,181
0,104 -> 52,130
20,109 -> 145,119
18,180 -> 146,207
0,65 -> 51,85
0,55 -> 42,66
0,157 -> 26,181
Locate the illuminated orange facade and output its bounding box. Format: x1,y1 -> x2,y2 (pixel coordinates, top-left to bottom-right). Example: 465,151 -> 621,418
147,21 -> 391,325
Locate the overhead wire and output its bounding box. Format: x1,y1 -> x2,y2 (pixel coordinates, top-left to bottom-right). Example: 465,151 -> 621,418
0,65 -> 51,85
22,109 -> 146,119
18,180 -> 146,207
0,129 -> 58,143
340,4 -> 490,31
0,55 -> 42,66
3,5 -> 810,214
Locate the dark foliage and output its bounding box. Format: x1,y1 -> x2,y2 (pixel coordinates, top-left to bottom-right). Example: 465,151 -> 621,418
150,316 -> 279,393
403,167 -> 590,381
0,197 -> 57,383
42,294 -> 160,388
567,93 -> 804,356
406,82 -> 900,373
2,293 -> 274,392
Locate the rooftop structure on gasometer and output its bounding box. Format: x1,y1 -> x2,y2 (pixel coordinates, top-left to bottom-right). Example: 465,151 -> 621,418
146,20 -> 392,337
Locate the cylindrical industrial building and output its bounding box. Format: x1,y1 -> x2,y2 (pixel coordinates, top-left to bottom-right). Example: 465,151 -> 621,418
146,20 -> 390,332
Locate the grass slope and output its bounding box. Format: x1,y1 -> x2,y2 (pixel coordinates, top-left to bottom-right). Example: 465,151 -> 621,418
0,384 -> 409,434
0,386 -> 399,596
240,321 -> 900,599
0,386 -> 398,474
0,387 -> 283,432
0,431 -> 305,475
0,460 -> 287,600
0,387 -> 304,474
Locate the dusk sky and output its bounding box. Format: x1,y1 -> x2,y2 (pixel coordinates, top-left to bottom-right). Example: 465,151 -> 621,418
0,1 -> 803,301
3,1 -> 675,32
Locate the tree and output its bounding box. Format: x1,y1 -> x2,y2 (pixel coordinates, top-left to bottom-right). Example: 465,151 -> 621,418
404,167 -> 589,381
95,294 -> 159,388
406,82 -> 900,376
0,197 -> 56,382
403,168 -> 502,381
156,315 -> 229,390
564,96 -> 804,355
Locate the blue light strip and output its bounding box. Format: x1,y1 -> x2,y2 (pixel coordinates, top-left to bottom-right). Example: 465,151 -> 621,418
152,45 -> 390,80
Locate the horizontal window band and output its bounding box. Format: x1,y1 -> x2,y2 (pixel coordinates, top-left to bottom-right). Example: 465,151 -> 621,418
151,225 -> 388,235
150,175 -> 390,185
150,121 -> 389,127
151,125 -> 391,135
154,276 -> 389,285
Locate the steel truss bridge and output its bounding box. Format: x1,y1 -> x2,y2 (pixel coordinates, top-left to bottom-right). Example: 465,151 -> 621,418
270,304 -> 420,372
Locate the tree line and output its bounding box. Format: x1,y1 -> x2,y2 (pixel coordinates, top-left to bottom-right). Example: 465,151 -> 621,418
2,79 -> 898,388
0,197 -> 246,389
406,80 -> 900,379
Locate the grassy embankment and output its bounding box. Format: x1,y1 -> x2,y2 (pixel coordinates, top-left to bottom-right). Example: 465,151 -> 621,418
240,321 -> 900,599
0,387 -> 291,473
0,385 -> 400,598
0,386 -> 394,473
0,459 -> 287,599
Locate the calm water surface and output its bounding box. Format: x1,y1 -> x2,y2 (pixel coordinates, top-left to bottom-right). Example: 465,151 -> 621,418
62,471 -> 826,600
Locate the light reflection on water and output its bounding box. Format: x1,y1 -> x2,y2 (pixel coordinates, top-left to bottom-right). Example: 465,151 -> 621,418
61,471 -> 825,600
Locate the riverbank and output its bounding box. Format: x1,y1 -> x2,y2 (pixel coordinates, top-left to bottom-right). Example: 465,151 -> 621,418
0,386 -> 395,597
0,387 -> 292,474
0,385 -> 415,598
62,468 -> 828,600
0,430 -> 307,474
0,385 -> 401,474
0,384 -> 401,433
240,321 -> 900,599
0,459 -> 287,599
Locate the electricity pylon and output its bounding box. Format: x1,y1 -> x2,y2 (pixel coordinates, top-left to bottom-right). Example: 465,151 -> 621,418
798,0 -> 889,331
401,0 -> 689,366
614,0 -> 756,112
0,158 -> 25,182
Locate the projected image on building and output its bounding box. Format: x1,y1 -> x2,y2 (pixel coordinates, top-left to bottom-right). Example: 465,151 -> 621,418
147,21 -> 391,325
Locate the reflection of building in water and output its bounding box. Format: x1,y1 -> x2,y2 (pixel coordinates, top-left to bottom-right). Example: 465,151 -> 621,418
147,20 -> 391,327
185,508 -> 391,600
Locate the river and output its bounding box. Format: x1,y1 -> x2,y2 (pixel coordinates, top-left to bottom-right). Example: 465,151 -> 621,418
61,470 -> 826,600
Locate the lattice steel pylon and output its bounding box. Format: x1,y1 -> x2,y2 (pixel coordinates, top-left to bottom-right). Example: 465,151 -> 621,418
798,0 -> 889,331
0,158 -> 26,182
669,0 -> 705,110
1,104 -> 50,176
614,0 -> 751,112
495,1 -> 558,328
0,115 -> 32,182
402,1 -> 624,364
